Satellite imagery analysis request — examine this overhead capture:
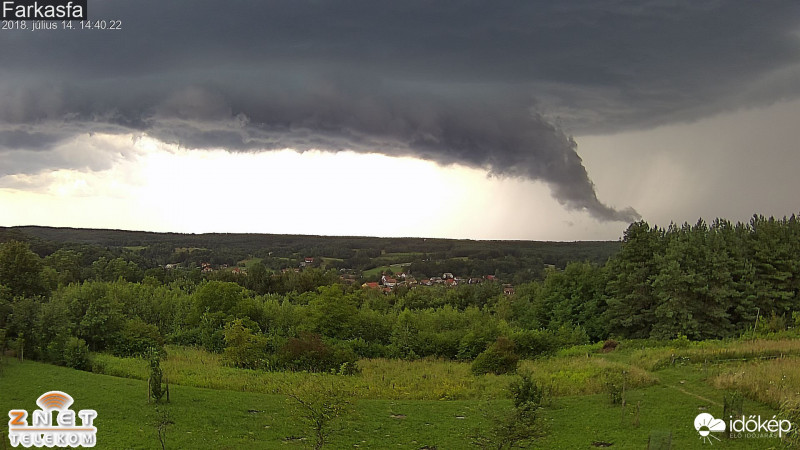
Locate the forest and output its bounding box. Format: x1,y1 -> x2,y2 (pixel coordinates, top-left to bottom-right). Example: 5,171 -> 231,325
1,214 -> 799,375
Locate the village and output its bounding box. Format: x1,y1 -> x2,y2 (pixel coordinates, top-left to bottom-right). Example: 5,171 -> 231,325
173,257 -> 516,295
362,272 -> 515,295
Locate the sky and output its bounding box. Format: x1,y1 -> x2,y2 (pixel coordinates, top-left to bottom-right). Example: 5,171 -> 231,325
1,1 -> 799,241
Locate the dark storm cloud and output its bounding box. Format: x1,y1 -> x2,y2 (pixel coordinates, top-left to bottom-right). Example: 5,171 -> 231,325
2,0 -> 799,220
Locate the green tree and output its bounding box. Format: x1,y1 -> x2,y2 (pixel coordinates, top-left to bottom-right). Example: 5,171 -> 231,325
310,286 -> 358,340
115,317 -> 164,357
0,241 -> 48,298
43,249 -> 84,286
63,337 -> 91,370
193,281 -> 248,316
222,319 -> 268,369
605,222 -> 664,338
748,215 -> 795,317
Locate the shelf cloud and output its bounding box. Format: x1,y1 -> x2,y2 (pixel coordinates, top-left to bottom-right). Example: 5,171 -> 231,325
2,1 -> 799,221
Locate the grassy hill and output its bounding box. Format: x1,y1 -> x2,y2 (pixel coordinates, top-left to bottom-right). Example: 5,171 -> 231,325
4,337 -> 797,448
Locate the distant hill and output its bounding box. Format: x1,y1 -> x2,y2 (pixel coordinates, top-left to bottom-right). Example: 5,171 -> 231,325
0,226 -> 621,282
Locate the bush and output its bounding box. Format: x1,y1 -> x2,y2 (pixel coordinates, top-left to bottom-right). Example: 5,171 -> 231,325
277,332 -> 359,373
63,337 -> 90,371
601,339 -> 619,353
166,327 -> 202,346
284,377 -> 355,449
604,372 -> 626,404
471,336 -> 519,375
511,329 -> 557,358
458,328 -> 501,360
113,317 -> 164,357
510,374 -> 550,410
44,333 -> 69,365
553,324 -> 590,348
348,337 -> 389,359
147,348 -> 169,403
199,312 -> 227,353
222,319 -> 269,370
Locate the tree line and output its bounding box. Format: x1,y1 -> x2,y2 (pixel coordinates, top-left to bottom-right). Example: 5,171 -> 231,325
1,214 -> 799,374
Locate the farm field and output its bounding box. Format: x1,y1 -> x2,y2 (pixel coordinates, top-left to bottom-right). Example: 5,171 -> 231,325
4,337 -> 798,448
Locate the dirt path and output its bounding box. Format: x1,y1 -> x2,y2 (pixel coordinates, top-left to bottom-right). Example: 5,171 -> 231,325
669,384 -> 721,407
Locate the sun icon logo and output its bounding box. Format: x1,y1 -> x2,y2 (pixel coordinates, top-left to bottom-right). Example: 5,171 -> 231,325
694,413 -> 726,444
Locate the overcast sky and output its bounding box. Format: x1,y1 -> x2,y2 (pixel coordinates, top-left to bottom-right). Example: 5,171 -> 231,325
1,1 -> 799,240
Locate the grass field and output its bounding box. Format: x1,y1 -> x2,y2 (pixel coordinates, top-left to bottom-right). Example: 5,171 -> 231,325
363,264 -> 412,278
0,359 -> 492,449
238,258 -> 263,269
4,338 -> 800,448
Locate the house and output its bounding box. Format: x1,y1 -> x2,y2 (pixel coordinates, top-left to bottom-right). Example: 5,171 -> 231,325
503,284 -> 515,295
300,257 -> 316,268
362,282 -> 380,289
381,275 -> 398,287
442,273 -> 454,279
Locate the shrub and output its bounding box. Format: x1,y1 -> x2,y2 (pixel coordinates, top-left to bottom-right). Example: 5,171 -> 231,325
114,317 -> 164,357
284,377 -> 355,449
601,339 -> 619,353
470,403 -> 546,449
471,336 -> 519,375
166,327 -> 202,346
553,324 -> 590,348
510,373 -> 550,410
147,347 -> 169,403
510,329 -> 557,358
277,332 -> 358,373
199,312 -> 227,353
63,337 -> 90,371
459,328 -> 501,360
348,337 -> 389,359
222,319 -> 268,369
604,372 -> 626,404
44,333 -> 68,365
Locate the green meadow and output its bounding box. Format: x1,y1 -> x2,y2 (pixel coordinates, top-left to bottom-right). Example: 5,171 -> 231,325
4,337 -> 799,449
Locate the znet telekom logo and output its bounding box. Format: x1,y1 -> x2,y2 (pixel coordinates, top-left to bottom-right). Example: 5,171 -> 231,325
8,391 -> 97,448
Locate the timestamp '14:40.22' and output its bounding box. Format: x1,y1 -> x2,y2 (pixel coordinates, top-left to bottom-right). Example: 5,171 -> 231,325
63,19 -> 121,30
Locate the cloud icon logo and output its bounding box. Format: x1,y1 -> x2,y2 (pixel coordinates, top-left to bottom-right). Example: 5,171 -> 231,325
694,413 -> 726,444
